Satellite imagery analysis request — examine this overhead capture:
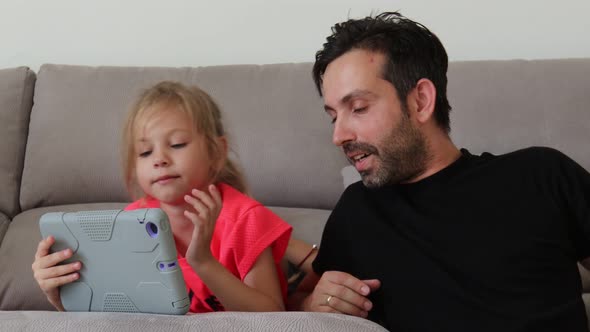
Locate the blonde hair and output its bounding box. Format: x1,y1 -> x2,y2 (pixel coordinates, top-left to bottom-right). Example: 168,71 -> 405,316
121,81 -> 248,199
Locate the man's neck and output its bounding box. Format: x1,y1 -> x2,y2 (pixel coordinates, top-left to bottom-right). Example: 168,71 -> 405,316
403,134 -> 461,184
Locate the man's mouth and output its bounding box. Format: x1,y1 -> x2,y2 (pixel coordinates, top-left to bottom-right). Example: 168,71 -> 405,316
350,153 -> 371,163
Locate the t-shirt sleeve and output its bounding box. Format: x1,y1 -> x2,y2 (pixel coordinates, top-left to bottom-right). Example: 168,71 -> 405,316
227,206 -> 292,278
549,149 -> 590,259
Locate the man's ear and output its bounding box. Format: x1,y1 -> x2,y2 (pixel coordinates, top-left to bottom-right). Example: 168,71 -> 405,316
410,78 -> 437,124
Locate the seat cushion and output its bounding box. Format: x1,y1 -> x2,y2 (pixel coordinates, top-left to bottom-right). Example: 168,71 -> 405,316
0,203 -> 329,310
0,203 -> 126,310
0,311 -> 388,331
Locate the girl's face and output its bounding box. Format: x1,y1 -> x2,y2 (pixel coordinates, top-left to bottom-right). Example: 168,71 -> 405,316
133,105 -> 219,205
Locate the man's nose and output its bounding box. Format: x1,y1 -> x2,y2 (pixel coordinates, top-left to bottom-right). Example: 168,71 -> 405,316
332,117 -> 355,147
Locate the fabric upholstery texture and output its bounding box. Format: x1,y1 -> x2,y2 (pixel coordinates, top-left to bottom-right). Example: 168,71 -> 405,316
20,64 -> 348,212
0,311 -> 388,332
449,59 -> 590,170
0,213 -> 8,246
0,203 -> 125,311
0,202 -> 329,311
0,67 -> 35,219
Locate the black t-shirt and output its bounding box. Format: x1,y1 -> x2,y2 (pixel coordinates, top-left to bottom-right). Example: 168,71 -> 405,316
313,147 -> 590,331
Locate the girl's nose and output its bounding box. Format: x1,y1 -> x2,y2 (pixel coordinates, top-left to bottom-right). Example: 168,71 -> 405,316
153,158 -> 169,167
153,151 -> 170,167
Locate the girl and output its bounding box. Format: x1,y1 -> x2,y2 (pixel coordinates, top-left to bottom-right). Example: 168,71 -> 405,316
32,81 -> 293,312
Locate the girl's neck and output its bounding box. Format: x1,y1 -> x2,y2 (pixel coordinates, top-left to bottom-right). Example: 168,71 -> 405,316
159,201 -> 194,229
156,201 -> 193,257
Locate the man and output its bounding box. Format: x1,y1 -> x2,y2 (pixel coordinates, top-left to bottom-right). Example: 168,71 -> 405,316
292,12 -> 590,331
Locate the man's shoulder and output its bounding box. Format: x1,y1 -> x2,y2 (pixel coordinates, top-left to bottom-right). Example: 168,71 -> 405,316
504,146 -> 566,160
496,146 -> 573,170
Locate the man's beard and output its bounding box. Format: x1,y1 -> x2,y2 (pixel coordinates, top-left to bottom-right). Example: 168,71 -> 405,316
343,113 -> 429,188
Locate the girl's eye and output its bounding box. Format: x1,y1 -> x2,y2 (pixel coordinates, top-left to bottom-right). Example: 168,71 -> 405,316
139,151 -> 151,158
330,117 -> 337,124
171,143 -> 187,149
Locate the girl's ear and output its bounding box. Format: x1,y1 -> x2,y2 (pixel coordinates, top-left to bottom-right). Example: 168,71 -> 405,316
215,136 -> 228,173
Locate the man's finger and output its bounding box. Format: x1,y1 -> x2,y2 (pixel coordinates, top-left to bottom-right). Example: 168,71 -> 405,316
361,279 -> 381,292
324,271 -> 371,296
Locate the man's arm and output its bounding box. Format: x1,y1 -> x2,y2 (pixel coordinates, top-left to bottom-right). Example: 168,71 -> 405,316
288,269 -> 380,318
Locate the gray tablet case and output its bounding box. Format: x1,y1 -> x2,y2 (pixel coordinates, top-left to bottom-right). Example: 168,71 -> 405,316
39,208 -> 190,315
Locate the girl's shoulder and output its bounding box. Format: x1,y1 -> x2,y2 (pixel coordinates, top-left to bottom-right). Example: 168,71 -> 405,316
124,197 -> 160,211
218,183 -> 261,212
217,183 -> 284,224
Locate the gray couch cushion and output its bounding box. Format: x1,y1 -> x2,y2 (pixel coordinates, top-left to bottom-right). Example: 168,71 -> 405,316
269,207 -> 330,246
0,203 -> 126,310
0,203 -> 328,311
20,64 -> 349,212
0,213 -> 8,246
449,59 -> 590,171
0,311 -> 388,331
0,67 -> 35,218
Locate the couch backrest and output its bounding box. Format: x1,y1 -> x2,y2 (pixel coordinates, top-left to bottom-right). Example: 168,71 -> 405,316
0,67 -> 35,221
19,59 -> 590,213
449,59 -> 590,170
20,64 -> 347,211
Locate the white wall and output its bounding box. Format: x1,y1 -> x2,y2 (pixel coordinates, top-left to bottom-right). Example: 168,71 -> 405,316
2,0 -> 589,71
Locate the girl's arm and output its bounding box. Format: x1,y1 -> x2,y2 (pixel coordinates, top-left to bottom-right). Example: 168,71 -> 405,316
192,247 -> 285,311
285,238 -> 317,274
183,185 -> 285,311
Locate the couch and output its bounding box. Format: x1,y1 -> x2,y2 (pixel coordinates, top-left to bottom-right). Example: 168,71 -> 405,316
0,59 -> 589,331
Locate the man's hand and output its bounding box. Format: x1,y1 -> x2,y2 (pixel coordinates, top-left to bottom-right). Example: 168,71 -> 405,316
303,271 -> 380,318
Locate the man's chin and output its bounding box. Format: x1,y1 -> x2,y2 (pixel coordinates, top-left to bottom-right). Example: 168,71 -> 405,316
359,172 -> 382,188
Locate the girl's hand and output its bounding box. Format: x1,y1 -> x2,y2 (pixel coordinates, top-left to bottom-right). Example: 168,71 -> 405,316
31,236 -> 82,311
184,184 -> 222,267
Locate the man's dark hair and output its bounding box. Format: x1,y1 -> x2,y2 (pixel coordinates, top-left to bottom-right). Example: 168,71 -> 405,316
313,12 -> 452,133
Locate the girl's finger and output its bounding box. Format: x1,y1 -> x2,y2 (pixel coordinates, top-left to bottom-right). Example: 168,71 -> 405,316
34,236 -> 55,260
208,185 -> 222,209
37,262 -> 81,281
183,210 -> 204,226
191,188 -> 216,211
40,273 -> 79,291
34,249 -> 73,270
184,194 -> 209,219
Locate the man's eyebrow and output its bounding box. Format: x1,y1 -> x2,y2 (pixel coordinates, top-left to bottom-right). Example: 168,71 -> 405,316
324,90 -> 376,113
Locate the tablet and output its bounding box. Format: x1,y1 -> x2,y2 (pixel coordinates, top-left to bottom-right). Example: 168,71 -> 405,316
39,208 -> 190,315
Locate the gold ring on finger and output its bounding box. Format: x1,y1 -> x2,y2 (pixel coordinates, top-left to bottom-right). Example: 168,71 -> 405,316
326,295 -> 333,306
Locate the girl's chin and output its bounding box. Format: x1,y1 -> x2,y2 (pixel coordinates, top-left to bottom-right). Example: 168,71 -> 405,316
154,194 -> 187,207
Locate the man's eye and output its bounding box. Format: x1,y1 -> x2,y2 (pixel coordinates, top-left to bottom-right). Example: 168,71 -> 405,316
171,143 -> 187,149
353,107 -> 367,113
139,151 -> 151,158
330,117 -> 337,124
